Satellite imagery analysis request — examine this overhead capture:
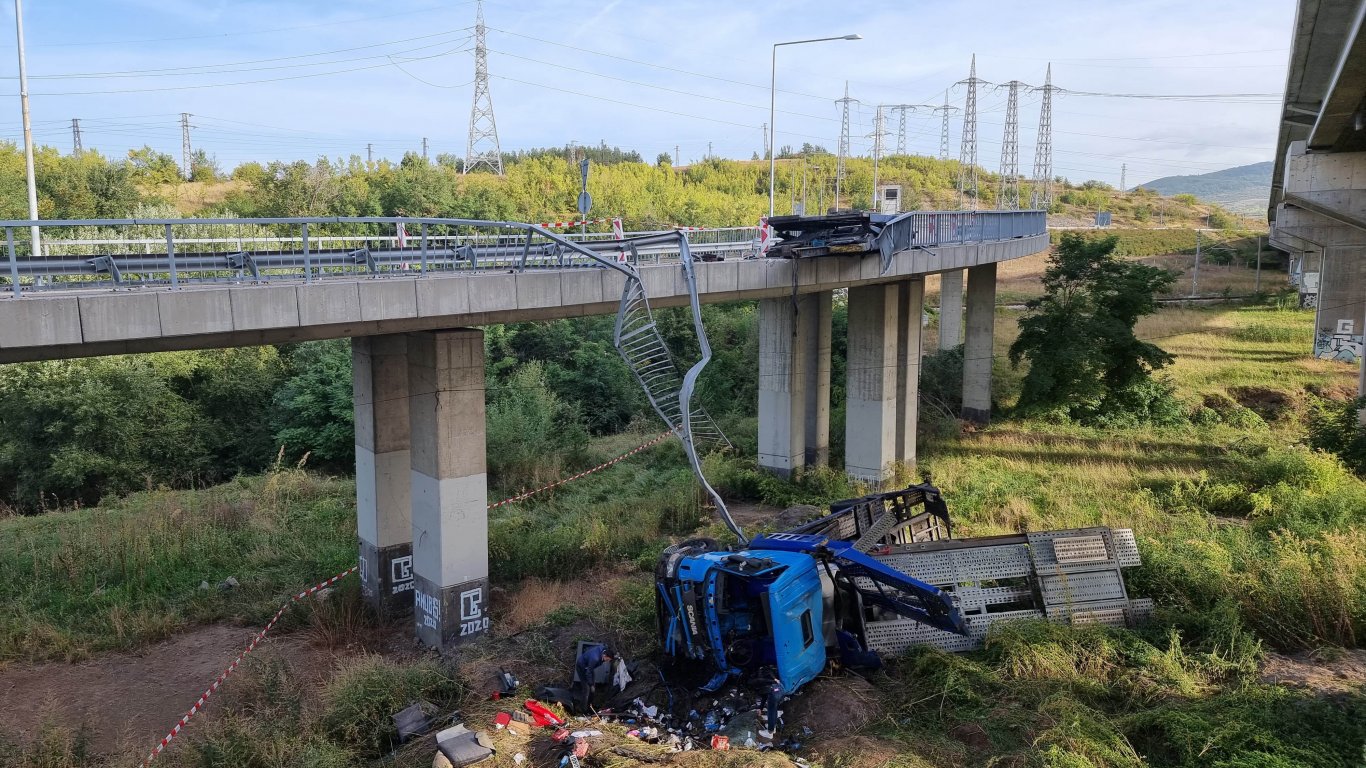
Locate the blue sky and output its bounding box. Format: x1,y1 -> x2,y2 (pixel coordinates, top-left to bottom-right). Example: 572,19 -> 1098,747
0,0 -> 1292,187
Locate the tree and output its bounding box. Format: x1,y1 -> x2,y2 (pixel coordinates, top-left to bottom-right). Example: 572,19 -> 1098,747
189,149 -> 220,182
270,340 -> 354,469
656,152 -> 672,169
1009,233 -> 1179,424
127,146 -> 182,185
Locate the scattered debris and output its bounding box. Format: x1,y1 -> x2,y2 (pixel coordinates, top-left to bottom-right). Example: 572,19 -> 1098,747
392,701 -> 433,743
432,724 -> 494,767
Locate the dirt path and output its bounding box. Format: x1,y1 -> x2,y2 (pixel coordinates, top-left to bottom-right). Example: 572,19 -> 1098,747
1260,649 -> 1366,696
0,624 -> 350,756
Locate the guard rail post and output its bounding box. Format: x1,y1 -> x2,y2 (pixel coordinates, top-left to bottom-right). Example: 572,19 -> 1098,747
302,223 -> 311,283
6,227 -> 18,297
420,223 -> 429,276
164,224 -> 179,289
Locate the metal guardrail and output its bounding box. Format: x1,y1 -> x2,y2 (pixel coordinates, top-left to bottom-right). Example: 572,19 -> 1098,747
874,210 -> 1048,273
0,217 -> 760,296
0,211 -> 1048,297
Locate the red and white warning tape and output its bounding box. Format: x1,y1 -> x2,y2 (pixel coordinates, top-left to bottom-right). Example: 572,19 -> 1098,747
487,431 -> 673,509
144,430 -> 675,764
539,217 -> 616,229
144,565 -> 358,765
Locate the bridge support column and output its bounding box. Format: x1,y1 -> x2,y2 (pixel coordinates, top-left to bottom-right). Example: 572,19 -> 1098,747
938,269 -> 964,350
846,283 -> 900,483
758,292 -> 831,476
804,291 -> 833,467
896,280 -> 924,467
354,335 -> 414,618
407,329 -> 490,651
962,263 -> 997,425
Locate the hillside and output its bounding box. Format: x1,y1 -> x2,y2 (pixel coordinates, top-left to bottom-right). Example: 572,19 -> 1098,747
1134,161 -> 1272,217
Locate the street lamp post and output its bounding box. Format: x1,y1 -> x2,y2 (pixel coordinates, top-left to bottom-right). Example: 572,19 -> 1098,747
769,33 -> 861,218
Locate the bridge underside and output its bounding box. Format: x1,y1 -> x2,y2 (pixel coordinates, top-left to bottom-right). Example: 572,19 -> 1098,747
0,236 -> 1044,363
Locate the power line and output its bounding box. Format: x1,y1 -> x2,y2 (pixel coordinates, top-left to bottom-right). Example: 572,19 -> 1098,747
34,3 -> 473,48
16,29 -> 472,79
21,46 -> 469,96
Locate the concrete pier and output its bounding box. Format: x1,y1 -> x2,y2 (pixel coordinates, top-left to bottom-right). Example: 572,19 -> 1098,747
846,282 -> 924,483
354,335 -> 414,617
758,292 -> 831,476
802,292 -> 833,467
407,329 -> 490,650
961,263 -> 997,425
895,280 -> 924,466
938,269 -> 964,350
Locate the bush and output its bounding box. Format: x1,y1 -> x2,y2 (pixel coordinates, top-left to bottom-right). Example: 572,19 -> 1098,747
271,340 -> 355,470
486,361 -> 589,489
1307,396 -> 1366,476
320,655 -> 465,757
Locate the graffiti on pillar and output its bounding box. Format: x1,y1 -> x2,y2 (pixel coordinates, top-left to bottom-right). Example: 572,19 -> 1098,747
1315,319 -> 1363,363
415,587 -> 441,631
459,586 -> 490,637
390,555 -> 414,595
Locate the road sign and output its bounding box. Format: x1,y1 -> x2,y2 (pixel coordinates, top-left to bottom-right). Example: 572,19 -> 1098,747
577,191 -> 592,217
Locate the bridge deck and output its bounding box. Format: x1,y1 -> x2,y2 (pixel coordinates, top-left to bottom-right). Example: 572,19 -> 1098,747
0,234 -> 1046,362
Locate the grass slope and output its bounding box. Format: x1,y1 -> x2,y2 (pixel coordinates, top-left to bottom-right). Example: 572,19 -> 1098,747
2,303 -> 1364,767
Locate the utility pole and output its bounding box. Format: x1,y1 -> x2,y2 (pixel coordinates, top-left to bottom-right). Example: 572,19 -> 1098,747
934,91 -> 959,161
1255,235 -> 1263,293
674,144 -> 680,166
871,105 -> 885,210
1190,229 -> 1202,297
70,118 -> 82,156
1029,63 -> 1057,209
1120,163 -> 1127,193
181,112 -> 193,180
956,55 -> 984,209
996,81 -> 1024,210
801,154 -> 809,215
14,0 -> 39,257
835,81 -> 857,212
464,0 -> 503,174
707,141 -> 712,160
422,137 -> 429,162
761,122 -> 768,159
367,143 -> 374,165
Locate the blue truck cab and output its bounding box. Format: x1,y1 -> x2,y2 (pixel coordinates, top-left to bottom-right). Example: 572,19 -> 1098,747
656,542 -> 827,694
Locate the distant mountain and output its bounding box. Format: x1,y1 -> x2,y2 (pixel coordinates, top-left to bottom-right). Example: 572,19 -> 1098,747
1134,161 -> 1272,215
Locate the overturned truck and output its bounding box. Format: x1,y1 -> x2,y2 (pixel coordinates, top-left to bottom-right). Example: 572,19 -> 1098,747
655,483 -> 1151,695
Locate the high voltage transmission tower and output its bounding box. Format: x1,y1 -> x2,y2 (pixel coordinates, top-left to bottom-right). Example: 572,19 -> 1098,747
886,104 -> 934,155
1120,163 -> 1127,192
835,82 -> 857,211
180,113 -> 193,181
1030,63 -> 1057,209
870,105 -> 886,208
70,118 -> 81,155
956,55 -> 985,209
464,0 -> 503,175
996,80 -> 1026,210
934,91 -> 958,161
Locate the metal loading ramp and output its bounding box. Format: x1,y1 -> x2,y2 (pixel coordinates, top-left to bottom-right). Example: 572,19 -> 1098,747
860,527 -> 1154,655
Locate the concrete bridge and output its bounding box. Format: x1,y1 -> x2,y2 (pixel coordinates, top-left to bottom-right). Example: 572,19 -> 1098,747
0,211 -> 1048,648
1269,0 -> 1366,389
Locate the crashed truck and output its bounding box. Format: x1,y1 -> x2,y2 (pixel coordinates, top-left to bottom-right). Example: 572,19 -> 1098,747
655,483 -> 1152,695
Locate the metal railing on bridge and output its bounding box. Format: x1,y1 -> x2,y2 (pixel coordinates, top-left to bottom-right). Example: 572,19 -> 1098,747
873,210 -> 1048,273
0,211 -> 1048,297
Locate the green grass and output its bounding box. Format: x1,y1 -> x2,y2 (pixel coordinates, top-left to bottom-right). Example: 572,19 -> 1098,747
2,301 -> 1365,767
0,465 -> 356,661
